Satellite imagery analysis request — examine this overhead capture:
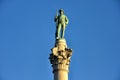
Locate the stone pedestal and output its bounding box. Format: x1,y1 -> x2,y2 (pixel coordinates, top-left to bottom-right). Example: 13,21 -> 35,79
49,38 -> 72,80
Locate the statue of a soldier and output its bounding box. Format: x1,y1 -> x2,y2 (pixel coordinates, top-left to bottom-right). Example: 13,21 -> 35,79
54,9 -> 69,39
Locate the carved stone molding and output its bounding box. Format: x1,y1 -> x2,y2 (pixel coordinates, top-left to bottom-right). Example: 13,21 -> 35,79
49,48 -> 72,65
49,39 -> 72,71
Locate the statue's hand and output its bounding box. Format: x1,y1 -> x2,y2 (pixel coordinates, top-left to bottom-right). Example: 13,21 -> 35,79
54,15 -> 58,22
65,22 -> 68,25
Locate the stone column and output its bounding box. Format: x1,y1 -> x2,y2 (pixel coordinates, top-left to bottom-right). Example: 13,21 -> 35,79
49,38 -> 72,80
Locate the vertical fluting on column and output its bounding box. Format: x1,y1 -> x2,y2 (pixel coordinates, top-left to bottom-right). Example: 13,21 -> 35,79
49,38 -> 72,80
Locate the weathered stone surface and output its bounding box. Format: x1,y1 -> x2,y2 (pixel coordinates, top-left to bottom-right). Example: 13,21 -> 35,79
49,39 -> 72,66
49,38 -> 72,80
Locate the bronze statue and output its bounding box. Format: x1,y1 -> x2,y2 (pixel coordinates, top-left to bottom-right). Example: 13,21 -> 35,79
54,9 -> 69,39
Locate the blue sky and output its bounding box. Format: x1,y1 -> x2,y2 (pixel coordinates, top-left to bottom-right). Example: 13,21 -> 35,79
0,0 -> 120,80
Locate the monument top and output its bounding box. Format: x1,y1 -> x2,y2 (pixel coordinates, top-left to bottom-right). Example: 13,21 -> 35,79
49,9 -> 72,80
54,9 -> 69,40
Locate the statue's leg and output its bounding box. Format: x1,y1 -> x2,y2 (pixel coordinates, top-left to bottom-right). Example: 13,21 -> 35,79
56,24 -> 61,39
61,24 -> 66,38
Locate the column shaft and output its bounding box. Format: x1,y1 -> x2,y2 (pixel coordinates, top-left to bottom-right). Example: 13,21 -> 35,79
54,70 -> 68,80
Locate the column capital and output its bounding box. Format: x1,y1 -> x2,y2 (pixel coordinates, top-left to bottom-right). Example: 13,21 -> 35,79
49,38 -> 72,71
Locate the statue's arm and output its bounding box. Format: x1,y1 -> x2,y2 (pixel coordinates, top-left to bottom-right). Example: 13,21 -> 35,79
55,10 -> 59,22
54,16 -> 58,22
65,16 -> 69,25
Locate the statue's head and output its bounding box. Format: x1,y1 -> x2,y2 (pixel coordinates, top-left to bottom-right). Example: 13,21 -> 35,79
59,9 -> 64,15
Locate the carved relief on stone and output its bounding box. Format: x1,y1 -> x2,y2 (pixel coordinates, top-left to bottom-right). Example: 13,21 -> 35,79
49,47 -> 72,65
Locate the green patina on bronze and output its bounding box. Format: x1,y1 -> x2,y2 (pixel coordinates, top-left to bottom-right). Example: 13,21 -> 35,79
54,9 -> 69,39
